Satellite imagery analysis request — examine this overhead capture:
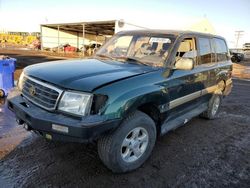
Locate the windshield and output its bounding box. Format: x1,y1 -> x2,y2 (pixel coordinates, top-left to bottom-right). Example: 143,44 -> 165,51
96,33 -> 176,67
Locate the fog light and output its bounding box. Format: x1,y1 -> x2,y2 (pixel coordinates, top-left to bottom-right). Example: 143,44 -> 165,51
52,124 -> 69,133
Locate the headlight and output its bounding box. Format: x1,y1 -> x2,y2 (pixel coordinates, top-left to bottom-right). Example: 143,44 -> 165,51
17,71 -> 25,91
58,91 -> 92,116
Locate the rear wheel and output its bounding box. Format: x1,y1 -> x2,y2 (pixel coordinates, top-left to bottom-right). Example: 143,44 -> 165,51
201,94 -> 222,119
98,111 -> 156,173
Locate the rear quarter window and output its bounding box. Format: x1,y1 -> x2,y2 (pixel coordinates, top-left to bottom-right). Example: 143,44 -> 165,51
214,38 -> 229,62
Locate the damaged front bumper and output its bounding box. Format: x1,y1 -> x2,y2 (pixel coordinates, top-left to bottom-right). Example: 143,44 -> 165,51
7,89 -> 121,143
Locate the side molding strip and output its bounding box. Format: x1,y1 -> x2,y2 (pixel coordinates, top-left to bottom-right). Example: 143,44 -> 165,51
169,84 -> 219,110
169,90 -> 201,109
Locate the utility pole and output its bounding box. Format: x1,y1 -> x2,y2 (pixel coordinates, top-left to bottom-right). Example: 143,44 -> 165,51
235,31 -> 244,51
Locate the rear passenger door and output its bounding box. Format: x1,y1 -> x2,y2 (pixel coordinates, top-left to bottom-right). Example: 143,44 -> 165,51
196,37 -> 230,91
212,38 -> 231,85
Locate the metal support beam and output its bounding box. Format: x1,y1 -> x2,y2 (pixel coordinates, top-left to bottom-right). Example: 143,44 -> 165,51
77,32 -> 79,50
40,25 -> 43,50
82,24 -> 85,57
57,25 -> 60,53
95,33 -> 98,54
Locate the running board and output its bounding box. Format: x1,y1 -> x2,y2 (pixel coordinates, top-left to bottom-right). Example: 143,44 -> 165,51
161,103 -> 208,135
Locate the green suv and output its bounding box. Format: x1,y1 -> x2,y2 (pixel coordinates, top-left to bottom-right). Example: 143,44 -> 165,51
8,30 -> 232,173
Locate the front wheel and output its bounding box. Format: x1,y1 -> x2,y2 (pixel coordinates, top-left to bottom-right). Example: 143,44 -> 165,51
98,111 -> 156,173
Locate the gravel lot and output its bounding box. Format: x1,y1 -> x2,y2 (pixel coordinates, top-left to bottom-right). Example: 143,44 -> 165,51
0,49 -> 249,187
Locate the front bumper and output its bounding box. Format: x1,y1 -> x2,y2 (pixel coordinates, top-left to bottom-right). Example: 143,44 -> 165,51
7,90 -> 121,143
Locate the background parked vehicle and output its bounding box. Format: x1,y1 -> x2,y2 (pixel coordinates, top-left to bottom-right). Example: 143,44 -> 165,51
230,50 -> 244,62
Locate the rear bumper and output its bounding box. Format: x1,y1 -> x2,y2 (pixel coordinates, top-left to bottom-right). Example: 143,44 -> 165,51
7,90 -> 121,143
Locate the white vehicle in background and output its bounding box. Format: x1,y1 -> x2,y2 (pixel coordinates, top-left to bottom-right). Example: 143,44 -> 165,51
243,43 -> 250,59
243,43 -> 250,50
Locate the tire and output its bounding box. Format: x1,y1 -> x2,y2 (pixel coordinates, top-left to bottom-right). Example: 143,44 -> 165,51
231,57 -> 236,63
201,94 -> 222,119
0,89 -> 5,98
98,111 -> 156,173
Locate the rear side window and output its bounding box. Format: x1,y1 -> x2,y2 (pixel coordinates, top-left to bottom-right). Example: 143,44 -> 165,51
198,38 -> 212,64
214,38 -> 228,62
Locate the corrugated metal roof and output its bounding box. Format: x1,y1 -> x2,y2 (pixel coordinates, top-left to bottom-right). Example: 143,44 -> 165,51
41,20 -> 116,35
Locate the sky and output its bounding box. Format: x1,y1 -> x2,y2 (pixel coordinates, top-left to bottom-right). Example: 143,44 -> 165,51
0,0 -> 249,48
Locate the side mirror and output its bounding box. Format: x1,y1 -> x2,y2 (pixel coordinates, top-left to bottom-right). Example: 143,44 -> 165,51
175,58 -> 194,70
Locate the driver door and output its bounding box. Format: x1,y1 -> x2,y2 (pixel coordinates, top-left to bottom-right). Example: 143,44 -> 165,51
166,37 -> 207,120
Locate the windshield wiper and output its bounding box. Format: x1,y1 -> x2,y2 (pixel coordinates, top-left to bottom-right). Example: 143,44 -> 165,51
95,54 -> 115,60
95,54 -> 149,66
122,57 -> 149,66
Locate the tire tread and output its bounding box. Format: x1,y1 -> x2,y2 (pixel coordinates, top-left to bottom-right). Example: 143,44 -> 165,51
97,111 -> 155,172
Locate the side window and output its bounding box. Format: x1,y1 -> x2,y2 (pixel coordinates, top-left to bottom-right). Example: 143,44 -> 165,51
214,38 -> 228,62
176,38 -> 198,64
198,37 -> 212,64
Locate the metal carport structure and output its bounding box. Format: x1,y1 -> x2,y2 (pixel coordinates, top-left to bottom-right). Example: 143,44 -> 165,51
40,20 -> 116,56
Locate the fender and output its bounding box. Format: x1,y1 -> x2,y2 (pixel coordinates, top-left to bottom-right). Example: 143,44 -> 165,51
215,61 -> 233,94
115,85 -> 169,118
94,69 -> 170,120
216,61 -> 232,83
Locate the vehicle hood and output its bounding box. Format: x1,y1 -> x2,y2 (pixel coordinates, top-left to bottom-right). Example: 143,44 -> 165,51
24,58 -> 156,92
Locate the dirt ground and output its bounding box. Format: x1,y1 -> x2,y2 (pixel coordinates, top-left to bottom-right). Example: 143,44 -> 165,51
0,49 -> 250,187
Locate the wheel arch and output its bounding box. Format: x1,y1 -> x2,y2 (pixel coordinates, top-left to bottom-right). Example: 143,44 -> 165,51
137,102 -> 162,135
120,93 -> 167,136
216,70 -> 230,94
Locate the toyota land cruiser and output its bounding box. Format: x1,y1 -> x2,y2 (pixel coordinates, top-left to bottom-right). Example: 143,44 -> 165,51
8,30 -> 232,173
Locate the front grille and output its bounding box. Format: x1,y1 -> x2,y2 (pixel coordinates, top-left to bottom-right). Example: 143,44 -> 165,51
21,76 -> 63,110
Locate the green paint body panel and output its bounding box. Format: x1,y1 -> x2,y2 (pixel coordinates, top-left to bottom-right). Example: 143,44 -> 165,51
94,61 -> 232,120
